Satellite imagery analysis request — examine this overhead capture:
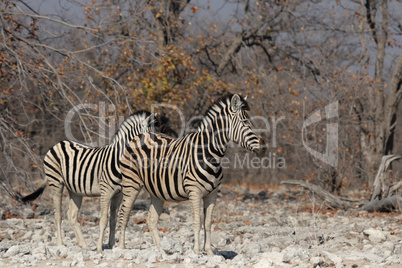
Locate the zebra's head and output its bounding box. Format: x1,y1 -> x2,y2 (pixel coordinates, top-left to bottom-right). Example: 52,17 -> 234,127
225,94 -> 266,156
112,110 -> 157,144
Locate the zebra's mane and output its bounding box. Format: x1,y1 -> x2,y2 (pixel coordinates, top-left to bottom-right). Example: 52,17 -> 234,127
111,110 -> 151,143
194,93 -> 249,132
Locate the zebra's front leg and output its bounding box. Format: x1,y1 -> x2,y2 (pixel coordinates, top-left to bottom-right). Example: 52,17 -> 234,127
147,196 -> 163,246
203,189 -> 218,255
67,192 -> 89,249
108,193 -> 122,249
189,190 -> 202,254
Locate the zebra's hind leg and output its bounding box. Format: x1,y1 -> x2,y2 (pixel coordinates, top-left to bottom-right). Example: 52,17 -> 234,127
147,196 -> 163,247
203,188 -> 218,255
108,193 -> 123,249
67,191 -> 89,249
189,190 -> 202,255
50,183 -> 64,246
117,186 -> 141,249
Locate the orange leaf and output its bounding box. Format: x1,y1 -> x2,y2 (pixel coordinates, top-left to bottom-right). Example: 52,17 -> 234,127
134,219 -> 146,224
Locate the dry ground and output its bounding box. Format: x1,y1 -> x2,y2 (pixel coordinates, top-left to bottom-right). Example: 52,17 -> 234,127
0,185 -> 401,267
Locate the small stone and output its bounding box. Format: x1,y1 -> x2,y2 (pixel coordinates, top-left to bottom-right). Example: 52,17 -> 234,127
282,245 -> 308,263
394,245 -> 402,254
160,236 -> 183,254
353,223 -> 366,233
77,262 -> 86,267
21,231 -> 33,241
56,245 -> 69,258
206,255 -> 225,267
138,246 -> 163,263
183,252 -> 199,264
259,252 -> 284,266
32,244 -> 46,255
26,212 -> 35,219
0,221 -> 9,228
4,244 -> 31,257
363,228 -> 387,243
0,232 -> 12,241
311,256 -> 323,265
104,248 -> 123,261
159,213 -> 170,221
217,250 -> 237,260
335,210 -> 345,217
254,258 -> 273,267
323,251 -> 343,268
210,232 -> 227,248
383,241 -> 395,252
242,241 -> 260,256
232,254 -> 248,267
74,252 -> 84,263
70,259 -> 78,267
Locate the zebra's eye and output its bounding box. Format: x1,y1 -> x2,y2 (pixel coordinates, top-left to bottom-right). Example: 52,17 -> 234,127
241,119 -> 251,125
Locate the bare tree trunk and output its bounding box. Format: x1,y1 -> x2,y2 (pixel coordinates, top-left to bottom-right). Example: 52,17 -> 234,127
384,52 -> 402,154
358,0 -> 401,187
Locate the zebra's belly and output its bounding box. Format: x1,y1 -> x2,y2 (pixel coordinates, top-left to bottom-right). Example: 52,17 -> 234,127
143,182 -> 188,202
147,191 -> 189,202
61,173 -> 102,197
64,184 -> 102,197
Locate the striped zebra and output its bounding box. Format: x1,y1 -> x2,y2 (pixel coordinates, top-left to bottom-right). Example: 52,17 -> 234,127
21,110 -> 167,253
118,94 -> 266,255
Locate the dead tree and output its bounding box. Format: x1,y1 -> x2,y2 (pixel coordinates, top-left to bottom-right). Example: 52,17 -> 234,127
362,155 -> 402,212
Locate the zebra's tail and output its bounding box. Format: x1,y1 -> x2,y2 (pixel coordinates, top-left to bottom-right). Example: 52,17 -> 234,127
21,179 -> 48,203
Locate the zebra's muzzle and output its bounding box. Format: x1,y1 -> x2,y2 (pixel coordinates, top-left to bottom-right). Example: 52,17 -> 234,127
253,137 -> 267,156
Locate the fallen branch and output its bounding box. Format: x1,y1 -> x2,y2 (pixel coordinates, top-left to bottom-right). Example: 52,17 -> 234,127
362,195 -> 402,212
281,180 -> 351,210
281,155 -> 401,212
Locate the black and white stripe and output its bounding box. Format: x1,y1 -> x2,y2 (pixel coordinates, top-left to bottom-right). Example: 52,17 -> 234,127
118,94 -> 266,255
22,111 -> 160,252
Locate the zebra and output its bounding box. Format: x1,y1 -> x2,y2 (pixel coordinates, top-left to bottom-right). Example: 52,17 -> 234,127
21,110 -> 172,253
117,94 -> 266,255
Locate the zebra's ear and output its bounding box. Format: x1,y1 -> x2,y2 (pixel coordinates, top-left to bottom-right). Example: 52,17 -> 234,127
231,94 -> 243,112
144,113 -> 158,129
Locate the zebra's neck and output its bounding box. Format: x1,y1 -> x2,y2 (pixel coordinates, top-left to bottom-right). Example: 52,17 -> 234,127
110,117 -> 143,157
198,106 -> 230,157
